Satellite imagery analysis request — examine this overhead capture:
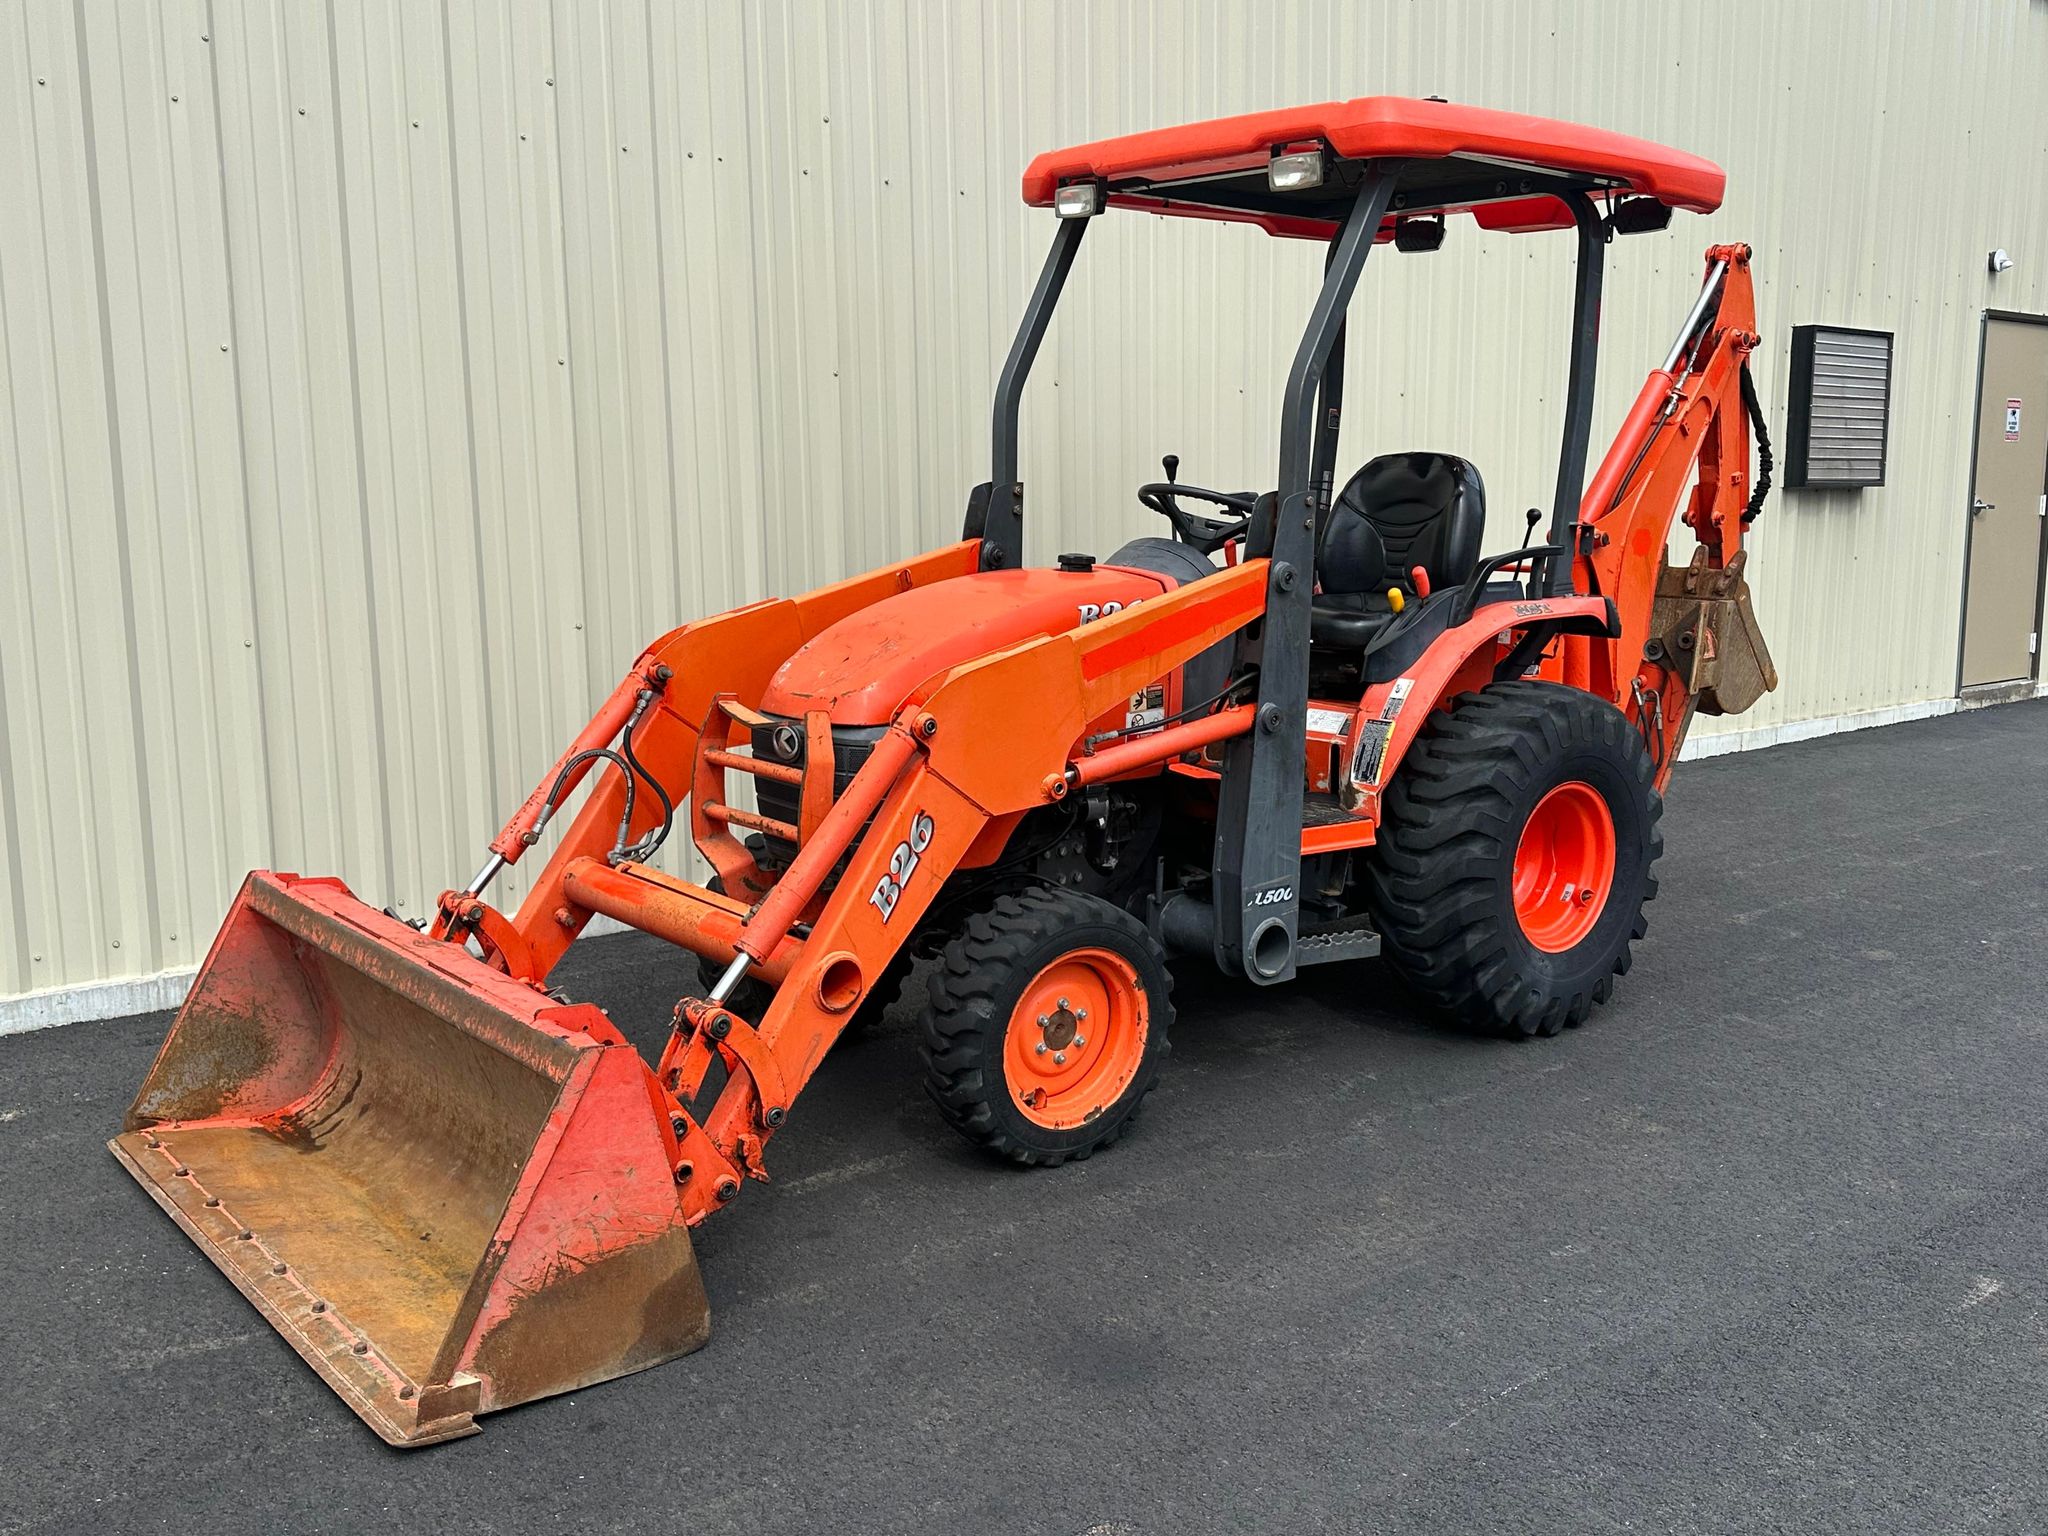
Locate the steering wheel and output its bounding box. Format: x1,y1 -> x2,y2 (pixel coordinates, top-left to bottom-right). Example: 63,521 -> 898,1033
1137,457 -> 1258,554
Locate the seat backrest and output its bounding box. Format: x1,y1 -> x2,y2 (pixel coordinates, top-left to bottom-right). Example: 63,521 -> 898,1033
1322,452 -> 1486,594
1314,500 -> 1387,597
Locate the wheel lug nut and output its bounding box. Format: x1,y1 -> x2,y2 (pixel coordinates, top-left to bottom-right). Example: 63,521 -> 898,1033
1053,1051 -> 1067,1065
1037,1014 -> 1050,1027
1073,1036 -> 1086,1048
1056,996 -> 1069,1009
1076,1009 -> 1087,1021
1035,1042 -> 1047,1055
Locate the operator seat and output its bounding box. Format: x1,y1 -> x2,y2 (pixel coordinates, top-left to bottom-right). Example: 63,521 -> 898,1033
1310,451 -> 1486,649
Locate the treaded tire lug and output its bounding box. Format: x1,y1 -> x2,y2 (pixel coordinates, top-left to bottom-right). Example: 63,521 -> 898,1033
1366,680 -> 1662,1040
919,887 -> 1174,1167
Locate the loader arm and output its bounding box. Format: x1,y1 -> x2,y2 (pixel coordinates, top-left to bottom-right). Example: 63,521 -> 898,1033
661,561 -> 1270,1217
436,541 -> 983,979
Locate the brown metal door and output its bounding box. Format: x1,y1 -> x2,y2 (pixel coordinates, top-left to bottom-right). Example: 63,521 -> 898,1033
1962,318 -> 2048,687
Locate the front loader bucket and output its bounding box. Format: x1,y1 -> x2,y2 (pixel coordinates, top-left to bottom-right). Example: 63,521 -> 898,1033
108,872 -> 709,1446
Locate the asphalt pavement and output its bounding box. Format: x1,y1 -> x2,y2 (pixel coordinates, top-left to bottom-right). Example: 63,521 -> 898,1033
5,700 -> 2047,1535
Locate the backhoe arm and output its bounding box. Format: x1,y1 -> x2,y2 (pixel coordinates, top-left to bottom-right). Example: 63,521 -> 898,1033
1570,244 -> 1777,781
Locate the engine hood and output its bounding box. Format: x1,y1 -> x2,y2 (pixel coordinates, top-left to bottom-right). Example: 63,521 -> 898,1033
760,566 -> 1172,726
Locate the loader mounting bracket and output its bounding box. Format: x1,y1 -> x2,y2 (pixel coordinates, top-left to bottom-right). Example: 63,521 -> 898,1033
661,998 -> 791,1139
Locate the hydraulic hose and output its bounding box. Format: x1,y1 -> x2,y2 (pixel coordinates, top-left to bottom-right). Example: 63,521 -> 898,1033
1739,361 -> 1774,525
618,697 -> 677,863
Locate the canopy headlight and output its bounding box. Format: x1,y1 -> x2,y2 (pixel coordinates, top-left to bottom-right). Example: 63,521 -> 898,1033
1267,149 -> 1325,192
1054,182 -> 1103,219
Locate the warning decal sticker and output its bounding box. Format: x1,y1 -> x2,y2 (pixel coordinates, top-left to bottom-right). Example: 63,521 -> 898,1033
1351,721 -> 1395,787
1348,676 -> 1416,789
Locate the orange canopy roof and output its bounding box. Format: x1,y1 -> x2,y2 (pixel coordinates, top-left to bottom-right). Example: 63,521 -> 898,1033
1022,97 -> 1724,239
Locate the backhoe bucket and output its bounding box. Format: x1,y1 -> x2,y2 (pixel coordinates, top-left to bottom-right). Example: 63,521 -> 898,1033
108,872 -> 709,1446
1651,547 -> 1779,717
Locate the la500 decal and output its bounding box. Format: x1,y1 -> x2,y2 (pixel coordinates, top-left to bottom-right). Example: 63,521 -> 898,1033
869,810 -> 936,922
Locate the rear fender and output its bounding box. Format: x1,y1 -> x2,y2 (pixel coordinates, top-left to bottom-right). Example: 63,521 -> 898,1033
1340,594 -> 1615,819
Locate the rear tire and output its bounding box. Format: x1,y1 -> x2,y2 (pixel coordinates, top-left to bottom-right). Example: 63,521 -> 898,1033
921,888 -> 1173,1166
1366,680 -> 1661,1039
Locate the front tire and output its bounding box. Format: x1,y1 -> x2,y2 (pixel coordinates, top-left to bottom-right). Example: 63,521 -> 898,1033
1367,680 -> 1661,1039
921,889 -> 1173,1166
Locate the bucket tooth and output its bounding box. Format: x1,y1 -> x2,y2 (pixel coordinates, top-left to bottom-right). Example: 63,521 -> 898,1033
110,872 -> 710,1446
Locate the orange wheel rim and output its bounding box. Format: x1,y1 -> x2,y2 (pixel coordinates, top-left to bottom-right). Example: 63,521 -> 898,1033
1003,948 -> 1149,1130
1512,780 -> 1617,952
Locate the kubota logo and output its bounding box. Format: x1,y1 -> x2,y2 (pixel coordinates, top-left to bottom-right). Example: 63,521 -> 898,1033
869,810 -> 936,922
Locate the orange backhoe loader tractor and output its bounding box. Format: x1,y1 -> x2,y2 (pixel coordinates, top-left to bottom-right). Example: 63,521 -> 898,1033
112,98 -> 1777,1444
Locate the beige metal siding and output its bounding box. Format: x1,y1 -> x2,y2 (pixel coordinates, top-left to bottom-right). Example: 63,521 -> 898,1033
5,0 -> 2047,1005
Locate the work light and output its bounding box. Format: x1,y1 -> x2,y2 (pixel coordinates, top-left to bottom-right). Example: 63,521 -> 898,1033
1054,182 -> 1102,218
1268,149 -> 1324,192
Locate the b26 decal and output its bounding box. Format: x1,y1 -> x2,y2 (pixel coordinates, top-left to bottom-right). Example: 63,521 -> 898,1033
869,810 -> 936,922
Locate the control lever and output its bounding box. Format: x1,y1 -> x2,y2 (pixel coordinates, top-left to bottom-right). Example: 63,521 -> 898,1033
1163,454 -> 1180,484
1522,507 -> 1549,591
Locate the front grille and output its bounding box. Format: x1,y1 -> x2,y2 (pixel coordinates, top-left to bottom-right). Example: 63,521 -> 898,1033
746,716 -> 889,870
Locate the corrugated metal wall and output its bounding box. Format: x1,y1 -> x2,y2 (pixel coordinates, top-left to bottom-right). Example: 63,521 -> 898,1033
6,0 -> 2048,1008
